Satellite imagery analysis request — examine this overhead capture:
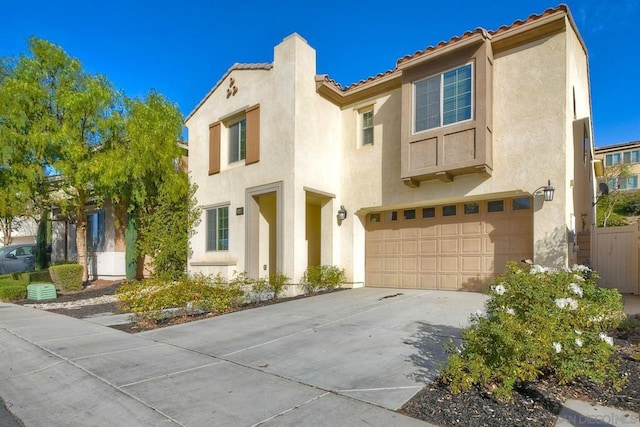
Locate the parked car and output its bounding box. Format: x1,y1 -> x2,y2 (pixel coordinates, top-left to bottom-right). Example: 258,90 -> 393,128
0,243 -> 37,274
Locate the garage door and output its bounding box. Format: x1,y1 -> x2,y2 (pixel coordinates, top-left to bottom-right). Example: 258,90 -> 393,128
365,197 -> 533,291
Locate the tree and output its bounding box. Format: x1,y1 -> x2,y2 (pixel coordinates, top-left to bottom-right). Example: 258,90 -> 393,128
1,38 -> 192,282
137,174 -> 200,280
597,163 -> 631,227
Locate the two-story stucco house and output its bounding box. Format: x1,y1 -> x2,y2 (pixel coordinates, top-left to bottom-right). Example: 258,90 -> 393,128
594,141 -> 640,192
186,5 -> 597,292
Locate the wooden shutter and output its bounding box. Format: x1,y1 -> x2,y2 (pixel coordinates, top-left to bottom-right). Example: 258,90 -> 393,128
209,122 -> 221,175
245,104 -> 260,165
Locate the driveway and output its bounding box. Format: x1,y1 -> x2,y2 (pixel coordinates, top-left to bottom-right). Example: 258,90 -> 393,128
0,288 -> 486,426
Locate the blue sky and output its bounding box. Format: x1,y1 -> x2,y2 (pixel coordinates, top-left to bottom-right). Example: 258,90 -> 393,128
2,0 -> 639,147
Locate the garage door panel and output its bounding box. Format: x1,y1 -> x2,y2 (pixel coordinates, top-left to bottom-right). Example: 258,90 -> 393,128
383,229 -> 400,239
440,257 -> 458,271
440,275 -> 459,290
401,274 -> 417,288
462,221 -> 482,235
365,199 -> 533,290
420,225 -> 438,237
441,239 -> 459,254
420,240 -> 437,254
420,274 -> 438,289
401,227 -> 419,239
462,237 -> 482,253
384,257 -> 399,271
383,273 -> 399,287
368,241 -> 383,256
441,223 -> 459,236
461,256 -> 482,272
402,240 -> 419,255
401,257 -> 418,271
384,241 -> 399,255
420,257 -> 437,272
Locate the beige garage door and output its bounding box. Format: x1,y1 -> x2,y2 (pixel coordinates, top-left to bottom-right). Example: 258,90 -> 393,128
365,197 -> 533,291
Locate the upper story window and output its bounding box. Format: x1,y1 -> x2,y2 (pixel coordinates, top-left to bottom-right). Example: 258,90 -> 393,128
228,119 -> 246,163
605,153 -> 621,166
414,63 -> 472,133
623,150 -> 640,164
206,206 -> 229,251
607,175 -> 639,191
362,109 -> 374,145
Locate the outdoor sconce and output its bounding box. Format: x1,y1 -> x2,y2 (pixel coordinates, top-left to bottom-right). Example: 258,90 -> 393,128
337,205 -> 347,221
535,180 -> 555,202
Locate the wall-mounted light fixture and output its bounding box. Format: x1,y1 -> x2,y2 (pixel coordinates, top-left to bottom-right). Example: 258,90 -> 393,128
337,205 -> 347,221
534,180 -> 555,202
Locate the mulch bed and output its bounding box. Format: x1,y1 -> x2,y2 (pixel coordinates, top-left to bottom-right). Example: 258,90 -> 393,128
400,318 -> 640,427
17,282 -> 640,426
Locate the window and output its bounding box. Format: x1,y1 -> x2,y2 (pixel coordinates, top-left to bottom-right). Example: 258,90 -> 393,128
513,197 -> 531,211
464,203 -> 479,215
414,63 -> 472,133
605,153 -> 621,166
228,119 -> 246,163
422,207 -> 435,218
487,200 -> 504,213
403,209 -> 416,220
388,211 -> 398,221
442,205 -> 457,216
206,206 -> 229,251
87,210 -> 105,252
362,109 -> 374,145
369,213 -> 380,223
610,175 -> 639,190
623,150 -> 640,164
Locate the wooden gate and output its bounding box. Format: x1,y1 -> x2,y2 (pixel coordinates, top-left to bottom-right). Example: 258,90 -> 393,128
592,223 -> 640,294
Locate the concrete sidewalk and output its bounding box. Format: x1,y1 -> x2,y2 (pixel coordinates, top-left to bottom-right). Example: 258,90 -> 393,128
1,288 -> 638,426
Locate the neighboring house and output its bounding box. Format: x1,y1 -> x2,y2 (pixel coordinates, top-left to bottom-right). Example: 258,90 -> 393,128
50,142 -> 189,280
594,141 -> 640,191
186,5 -> 597,291
0,217 -> 37,247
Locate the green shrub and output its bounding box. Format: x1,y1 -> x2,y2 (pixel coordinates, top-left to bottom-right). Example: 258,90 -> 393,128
250,277 -> 271,303
50,260 -> 79,266
49,264 -> 84,291
116,274 -> 245,321
301,265 -> 346,293
28,270 -> 53,283
269,272 -> 290,299
0,285 -> 27,301
441,262 -> 626,401
0,274 -> 13,281
0,278 -> 27,287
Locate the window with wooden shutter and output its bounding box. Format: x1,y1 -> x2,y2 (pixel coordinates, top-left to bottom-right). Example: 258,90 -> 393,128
209,122 -> 221,175
245,104 -> 260,165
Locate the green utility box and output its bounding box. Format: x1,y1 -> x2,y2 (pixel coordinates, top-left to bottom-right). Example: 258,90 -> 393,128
27,283 -> 57,301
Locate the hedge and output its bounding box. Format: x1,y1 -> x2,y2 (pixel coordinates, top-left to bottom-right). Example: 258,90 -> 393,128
0,285 -> 27,301
0,279 -> 28,301
49,264 -> 84,291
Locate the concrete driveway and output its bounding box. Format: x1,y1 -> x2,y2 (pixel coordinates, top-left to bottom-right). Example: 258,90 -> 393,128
0,288 -> 486,426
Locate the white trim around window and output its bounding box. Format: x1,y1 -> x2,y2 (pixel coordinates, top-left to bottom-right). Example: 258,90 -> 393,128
412,62 -> 473,134
206,205 -> 229,251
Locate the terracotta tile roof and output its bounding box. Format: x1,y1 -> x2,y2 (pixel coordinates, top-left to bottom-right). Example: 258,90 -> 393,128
325,4 -> 569,93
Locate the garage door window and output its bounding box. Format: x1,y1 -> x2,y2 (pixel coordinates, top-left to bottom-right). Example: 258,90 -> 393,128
422,207 -> 435,218
513,197 -> 532,211
464,203 -> 479,215
487,200 -> 504,213
404,209 -> 416,220
443,205 -> 457,216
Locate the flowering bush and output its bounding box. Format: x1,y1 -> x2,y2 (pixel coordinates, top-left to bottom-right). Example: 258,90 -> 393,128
441,262 -> 627,401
